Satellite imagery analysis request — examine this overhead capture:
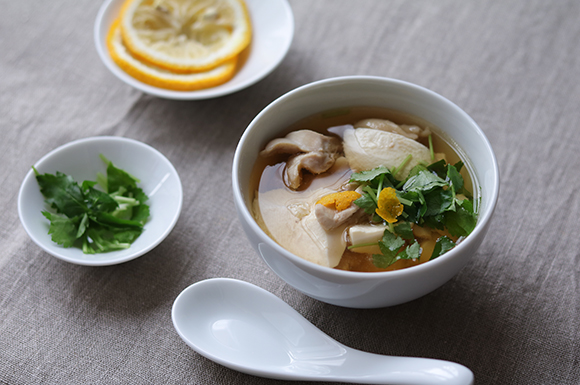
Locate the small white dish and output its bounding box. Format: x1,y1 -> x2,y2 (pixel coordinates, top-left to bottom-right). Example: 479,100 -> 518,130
18,136 -> 183,266
94,0 -> 294,100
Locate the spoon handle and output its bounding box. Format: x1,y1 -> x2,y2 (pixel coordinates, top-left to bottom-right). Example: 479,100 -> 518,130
324,347 -> 474,385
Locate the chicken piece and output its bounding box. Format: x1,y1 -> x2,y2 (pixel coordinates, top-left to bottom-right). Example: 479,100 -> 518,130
260,129 -> 341,156
260,130 -> 342,190
342,127 -> 432,179
314,202 -> 361,231
354,118 -> 431,141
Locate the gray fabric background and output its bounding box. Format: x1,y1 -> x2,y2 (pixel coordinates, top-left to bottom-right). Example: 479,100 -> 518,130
2,0 -> 580,384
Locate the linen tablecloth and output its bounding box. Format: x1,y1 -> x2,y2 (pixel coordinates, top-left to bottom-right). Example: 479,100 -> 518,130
2,1 -> 579,384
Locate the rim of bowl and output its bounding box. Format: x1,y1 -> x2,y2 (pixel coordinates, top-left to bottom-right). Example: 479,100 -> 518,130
17,136 -> 183,266
233,75 -> 499,279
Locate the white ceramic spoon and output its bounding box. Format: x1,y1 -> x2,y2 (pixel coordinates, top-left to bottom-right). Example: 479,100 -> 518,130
172,278 -> 474,385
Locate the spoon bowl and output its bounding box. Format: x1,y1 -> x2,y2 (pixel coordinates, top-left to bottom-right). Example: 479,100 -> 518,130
172,278 -> 474,384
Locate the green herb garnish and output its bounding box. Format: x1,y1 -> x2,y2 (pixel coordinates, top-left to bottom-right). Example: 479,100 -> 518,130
430,236 -> 456,261
349,160 -> 477,267
428,134 -> 435,161
34,155 -> 150,254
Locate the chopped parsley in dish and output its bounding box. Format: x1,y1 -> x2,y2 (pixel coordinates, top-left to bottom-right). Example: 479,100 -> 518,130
34,155 -> 150,254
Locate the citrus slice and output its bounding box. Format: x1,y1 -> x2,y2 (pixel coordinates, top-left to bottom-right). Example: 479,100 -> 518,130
107,19 -> 238,91
120,0 -> 251,73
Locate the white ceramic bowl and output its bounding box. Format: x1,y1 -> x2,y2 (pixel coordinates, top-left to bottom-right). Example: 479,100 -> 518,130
232,76 -> 499,308
18,136 -> 183,266
94,0 -> 294,100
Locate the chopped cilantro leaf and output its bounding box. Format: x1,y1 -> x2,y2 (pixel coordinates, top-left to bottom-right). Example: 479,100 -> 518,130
403,169 -> 447,193
446,163 -> 464,195
372,253 -> 398,269
427,159 -> 447,177
354,194 -> 377,215
34,170 -> 87,218
34,156 -> 150,254
397,241 -> 421,260
379,230 -> 405,255
393,222 -> 414,240
372,229 -> 422,268
350,167 -> 391,183
430,236 -> 456,260
41,211 -> 83,248
423,189 -> 454,217
349,160 -> 476,269
444,199 -> 476,237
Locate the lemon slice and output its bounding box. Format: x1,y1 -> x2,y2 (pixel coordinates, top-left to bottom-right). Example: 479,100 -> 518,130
120,0 -> 251,73
107,19 -> 238,91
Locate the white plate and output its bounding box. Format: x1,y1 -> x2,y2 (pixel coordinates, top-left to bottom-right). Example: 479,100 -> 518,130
94,0 -> 294,100
18,136 -> 183,266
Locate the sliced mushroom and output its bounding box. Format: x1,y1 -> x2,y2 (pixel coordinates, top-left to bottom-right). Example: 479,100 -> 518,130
260,130 -> 342,190
260,129 -> 341,156
285,151 -> 339,190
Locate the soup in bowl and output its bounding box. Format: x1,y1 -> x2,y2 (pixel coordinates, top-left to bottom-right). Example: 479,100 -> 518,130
232,76 -> 499,308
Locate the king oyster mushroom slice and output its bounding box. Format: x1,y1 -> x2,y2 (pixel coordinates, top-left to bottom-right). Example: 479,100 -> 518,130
354,118 -> 431,141
285,152 -> 338,190
341,126 -> 432,180
260,130 -> 342,190
260,129 -> 341,155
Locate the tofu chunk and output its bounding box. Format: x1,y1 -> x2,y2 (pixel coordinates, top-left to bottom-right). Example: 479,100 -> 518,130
348,224 -> 387,254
